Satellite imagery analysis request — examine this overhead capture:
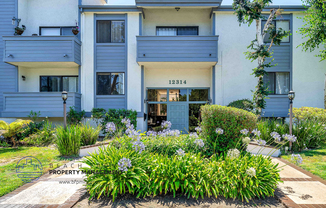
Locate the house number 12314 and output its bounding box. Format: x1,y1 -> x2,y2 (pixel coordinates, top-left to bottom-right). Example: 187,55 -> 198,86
169,80 -> 187,85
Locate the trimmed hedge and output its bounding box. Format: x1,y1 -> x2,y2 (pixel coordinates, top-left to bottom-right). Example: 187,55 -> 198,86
293,107 -> 326,124
227,99 -> 254,112
201,105 -> 257,155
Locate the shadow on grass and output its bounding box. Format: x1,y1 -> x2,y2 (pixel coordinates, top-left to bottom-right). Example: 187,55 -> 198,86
296,147 -> 326,157
0,147 -> 26,154
76,191 -> 284,208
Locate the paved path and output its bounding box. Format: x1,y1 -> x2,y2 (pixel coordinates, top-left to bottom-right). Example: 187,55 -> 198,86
0,157 -> 326,208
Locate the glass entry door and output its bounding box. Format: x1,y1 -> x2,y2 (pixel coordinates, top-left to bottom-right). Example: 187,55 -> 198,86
147,88 -> 209,132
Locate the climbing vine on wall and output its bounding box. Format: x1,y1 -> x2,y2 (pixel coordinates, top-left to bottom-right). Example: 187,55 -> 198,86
232,0 -> 290,115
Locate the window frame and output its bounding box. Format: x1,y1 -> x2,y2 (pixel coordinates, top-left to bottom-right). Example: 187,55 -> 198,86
39,26 -> 76,36
39,75 -> 79,92
96,20 -> 126,43
96,72 -> 125,96
264,72 -> 290,95
156,26 -> 199,36
262,20 -> 290,43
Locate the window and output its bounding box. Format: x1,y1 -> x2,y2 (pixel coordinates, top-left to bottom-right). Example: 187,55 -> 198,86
96,20 -> 125,43
40,27 -> 75,36
96,73 -> 124,95
263,72 -> 290,95
156,27 -> 198,36
40,76 -> 78,92
169,89 -> 187,102
262,20 -> 290,43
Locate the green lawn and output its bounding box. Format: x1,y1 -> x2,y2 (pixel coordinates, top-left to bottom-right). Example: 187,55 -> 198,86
282,146 -> 326,180
0,146 -> 73,197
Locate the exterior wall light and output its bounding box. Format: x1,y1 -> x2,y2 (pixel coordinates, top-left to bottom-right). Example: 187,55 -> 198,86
288,90 -> 295,151
62,91 -> 68,128
22,76 -> 26,81
175,7 -> 180,11
12,17 -> 21,26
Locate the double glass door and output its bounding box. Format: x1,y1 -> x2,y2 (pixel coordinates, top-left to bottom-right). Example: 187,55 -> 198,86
147,88 -> 209,132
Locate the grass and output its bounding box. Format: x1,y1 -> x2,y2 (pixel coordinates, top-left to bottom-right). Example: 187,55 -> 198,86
282,146 -> 326,180
0,146 -> 74,197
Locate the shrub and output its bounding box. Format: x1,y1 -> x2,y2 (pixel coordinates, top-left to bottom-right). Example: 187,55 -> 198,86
22,121 -> 55,146
91,108 -> 106,126
80,123 -> 101,146
101,109 -> 137,136
0,119 -> 32,147
112,135 -> 206,157
27,110 -> 41,123
201,105 -> 257,155
293,107 -> 326,124
55,125 -> 82,156
67,106 -> 86,125
16,121 -> 44,141
257,119 -> 289,145
227,99 -> 254,112
82,141 -> 281,202
81,145 -> 151,201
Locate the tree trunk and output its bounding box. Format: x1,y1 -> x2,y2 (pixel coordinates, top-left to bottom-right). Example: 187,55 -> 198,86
256,19 -> 264,115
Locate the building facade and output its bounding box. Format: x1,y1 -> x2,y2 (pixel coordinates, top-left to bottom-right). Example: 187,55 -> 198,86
0,0 -> 325,132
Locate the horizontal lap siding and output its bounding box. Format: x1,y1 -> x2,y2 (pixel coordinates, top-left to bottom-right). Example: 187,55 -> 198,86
3,93 -> 81,113
264,44 -> 291,117
74,41 -> 81,65
265,45 -> 291,72
96,46 -> 126,72
96,97 -> 126,110
264,97 -> 290,117
5,40 -> 74,62
0,0 -> 17,114
138,40 -> 217,59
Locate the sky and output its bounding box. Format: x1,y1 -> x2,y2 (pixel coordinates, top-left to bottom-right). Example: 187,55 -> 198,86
221,0 -> 303,5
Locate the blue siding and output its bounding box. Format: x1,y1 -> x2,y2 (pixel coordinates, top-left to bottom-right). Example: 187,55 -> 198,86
96,45 -> 126,72
263,96 -> 289,117
0,0 -> 17,115
3,36 -> 81,65
136,0 -> 222,6
2,92 -> 81,117
265,45 -> 291,72
137,36 -> 219,62
94,14 -> 127,110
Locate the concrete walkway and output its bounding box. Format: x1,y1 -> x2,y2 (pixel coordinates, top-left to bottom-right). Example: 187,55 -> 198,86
0,157 -> 325,208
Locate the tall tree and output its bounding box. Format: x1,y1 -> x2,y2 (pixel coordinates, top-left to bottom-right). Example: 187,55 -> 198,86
232,0 -> 290,115
299,0 -> 326,61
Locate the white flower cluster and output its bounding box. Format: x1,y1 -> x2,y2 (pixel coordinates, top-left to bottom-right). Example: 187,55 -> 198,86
246,167 -> 256,177
240,129 -> 249,136
132,140 -> 146,154
105,122 -> 116,133
271,132 -> 281,142
189,132 -> 199,138
291,154 -> 303,164
147,130 -> 157,137
118,158 -> 132,172
227,148 -> 240,159
194,139 -> 204,148
161,120 -> 172,129
257,139 -> 267,146
252,129 -> 261,137
216,128 -> 224,135
195,126 -> 202,133
242,137 -> 251,145
283,134 -> 297,142
176,148 -> 185,156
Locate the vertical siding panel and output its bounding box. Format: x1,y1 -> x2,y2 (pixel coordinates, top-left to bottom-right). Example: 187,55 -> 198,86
0,0 -> 17,114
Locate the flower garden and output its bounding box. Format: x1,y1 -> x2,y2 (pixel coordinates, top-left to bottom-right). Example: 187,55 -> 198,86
1,105 -> 326,201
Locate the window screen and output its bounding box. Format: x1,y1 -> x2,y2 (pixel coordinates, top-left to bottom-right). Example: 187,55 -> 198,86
156,27 -> 198,36
263,72 -> 290,95
40,76 -> 78,92
96,73 -> 124,95
96,20 -> 125,43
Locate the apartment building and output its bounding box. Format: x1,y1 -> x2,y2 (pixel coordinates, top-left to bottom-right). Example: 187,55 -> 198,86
0,0 -> 325,132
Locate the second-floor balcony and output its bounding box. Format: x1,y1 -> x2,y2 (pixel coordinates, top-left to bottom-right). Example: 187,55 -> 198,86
136,36 -> 219,65
3,36 -> 81,68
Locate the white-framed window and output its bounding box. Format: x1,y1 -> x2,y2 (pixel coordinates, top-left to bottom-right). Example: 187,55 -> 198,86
40,27 -> 75,36
262,20 -> 290,43
156,27 -> 199,36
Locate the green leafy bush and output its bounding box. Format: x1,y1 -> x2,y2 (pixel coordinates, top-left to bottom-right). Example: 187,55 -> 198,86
293,107 -> 326,123
257,119 -> 289,144
101,109 -> 137,135
0,119 -> 32,147
67,106 -> 86,125
201,105 -> 257,155
227,99 -> 254,112
91,108 -> 106,126
55,125 -> 82,156
16,121 -> 44,141
82,143 -> 281,202
112,135 -> 206,156
80,123 -> 101,146
22,121 -> 55,146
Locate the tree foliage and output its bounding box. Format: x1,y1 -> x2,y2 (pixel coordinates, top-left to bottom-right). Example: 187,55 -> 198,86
299,0 -> 326,61
232,0 -> 290,114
